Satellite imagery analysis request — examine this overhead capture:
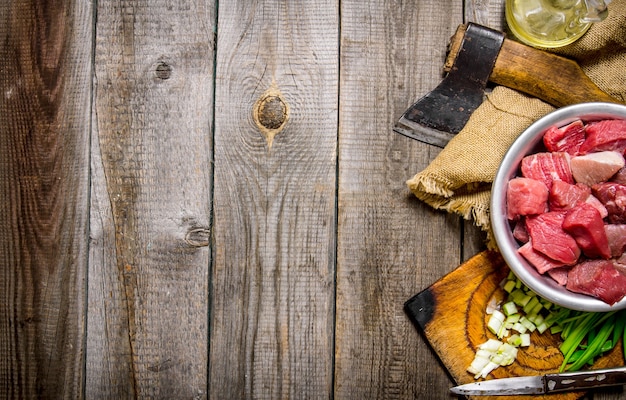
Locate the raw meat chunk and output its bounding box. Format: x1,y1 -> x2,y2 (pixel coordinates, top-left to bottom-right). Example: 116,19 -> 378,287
521,152 -> 573,190
513,219 -> 529,243
566,259 -> 626,305
611,166 -> 626,185
518,241 -> 567,274
616,253 -> 626,266
549,181 -> 591,211
614,262 -> 626,281
510,118 -> 626,305
507,177 -> 549,220
605,224 -> 626,257
526,211 -> 580,265
579,119 -> 626,154
547,267 -> 570,286
570,151 -> 625,186
543,120 -> 586,155
592,182 -> 626,224
585,195 -> 609,219
562,203 -> 611,259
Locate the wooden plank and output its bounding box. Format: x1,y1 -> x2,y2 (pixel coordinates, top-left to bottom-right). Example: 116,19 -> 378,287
0,0 -> 93,398
335,1 -> 466,398
87,1 -> 215,398
209,1 -> 338,398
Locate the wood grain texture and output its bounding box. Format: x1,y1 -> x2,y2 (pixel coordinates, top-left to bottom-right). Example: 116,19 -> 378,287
3,1 -> 625,399
335,1 -> 466,399
0,1 -> 92,398
209,1 -> 338,398
87,0 -> 215,398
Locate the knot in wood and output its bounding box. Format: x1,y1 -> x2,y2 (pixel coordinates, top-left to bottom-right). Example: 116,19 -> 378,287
155,62 -> 172,80
185,228 -> 210,247
253,88 -> 289,149
256,95 -> 287,130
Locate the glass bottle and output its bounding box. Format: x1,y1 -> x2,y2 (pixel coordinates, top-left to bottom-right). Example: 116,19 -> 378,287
505,0 -> 611,48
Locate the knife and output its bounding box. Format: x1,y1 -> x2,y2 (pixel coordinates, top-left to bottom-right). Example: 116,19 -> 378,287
450,366 -> 626,396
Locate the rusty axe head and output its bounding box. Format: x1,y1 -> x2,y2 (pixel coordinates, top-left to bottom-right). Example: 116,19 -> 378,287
394,23 -> 504,148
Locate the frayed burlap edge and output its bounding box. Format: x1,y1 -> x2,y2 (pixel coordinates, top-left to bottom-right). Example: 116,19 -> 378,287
406,87 -> 554,247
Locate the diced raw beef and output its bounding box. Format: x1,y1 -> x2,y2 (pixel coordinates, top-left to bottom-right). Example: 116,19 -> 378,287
566,259 -> 626,305
562,203 -> 611,259
611,166 -> 626,185
543,120 -> 586,155
605,224 -> 626,257
526,211 -> 581,265
507,177 -> 549,220
521,152 -> 573,190
614,262 -> 626,280
549,181 -> 591,211
547,267 -> 570,286
592,182 -> 626,224
570,151 -> 625,186
518,241 -> 567,274
585,195 -> 609,218
616,253 -> 626,266
513,219 -> 529,243
579,119 -> 626,154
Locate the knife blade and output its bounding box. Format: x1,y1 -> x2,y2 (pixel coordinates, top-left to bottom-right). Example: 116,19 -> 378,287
450,366 -> 626,396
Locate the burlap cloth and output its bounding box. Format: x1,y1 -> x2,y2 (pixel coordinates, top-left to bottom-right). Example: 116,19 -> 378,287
407,0 -> 626,250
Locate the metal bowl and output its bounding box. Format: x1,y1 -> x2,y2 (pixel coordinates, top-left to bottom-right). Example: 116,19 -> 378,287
491,102 -> 626,312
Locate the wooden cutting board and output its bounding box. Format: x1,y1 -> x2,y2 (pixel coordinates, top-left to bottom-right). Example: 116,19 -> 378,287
405,250 -> 624,400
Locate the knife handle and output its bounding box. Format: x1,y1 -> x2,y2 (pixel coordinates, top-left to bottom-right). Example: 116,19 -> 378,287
546,366 -> 626,393
445,24 -> 623,107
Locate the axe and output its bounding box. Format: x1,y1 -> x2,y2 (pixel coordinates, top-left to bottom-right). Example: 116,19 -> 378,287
394,23 -> 622,148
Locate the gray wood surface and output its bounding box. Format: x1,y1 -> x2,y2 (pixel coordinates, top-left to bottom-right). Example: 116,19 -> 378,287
209,1 -> 337,398
87,0 -> 215,398
0,0 -> 624,399
0,1 -> 92,398
335,1 -> 464,398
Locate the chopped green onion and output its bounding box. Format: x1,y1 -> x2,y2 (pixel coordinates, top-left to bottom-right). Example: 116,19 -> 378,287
487,311 -> 507,338
470,272 -> 626,379
503,280 -> 516,293
550,324 -> 563,335
507,334 -> 522,346
523,297 -> 540,314
503,301 -> 518,316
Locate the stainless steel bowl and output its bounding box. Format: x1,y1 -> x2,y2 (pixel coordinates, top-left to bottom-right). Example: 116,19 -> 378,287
491,102 -> 626,312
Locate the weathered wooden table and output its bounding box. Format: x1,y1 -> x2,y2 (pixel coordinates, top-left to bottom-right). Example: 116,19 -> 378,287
1,1 -> 624,399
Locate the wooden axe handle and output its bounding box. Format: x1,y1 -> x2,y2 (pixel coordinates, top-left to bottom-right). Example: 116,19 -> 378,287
444,24 -> 623,107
